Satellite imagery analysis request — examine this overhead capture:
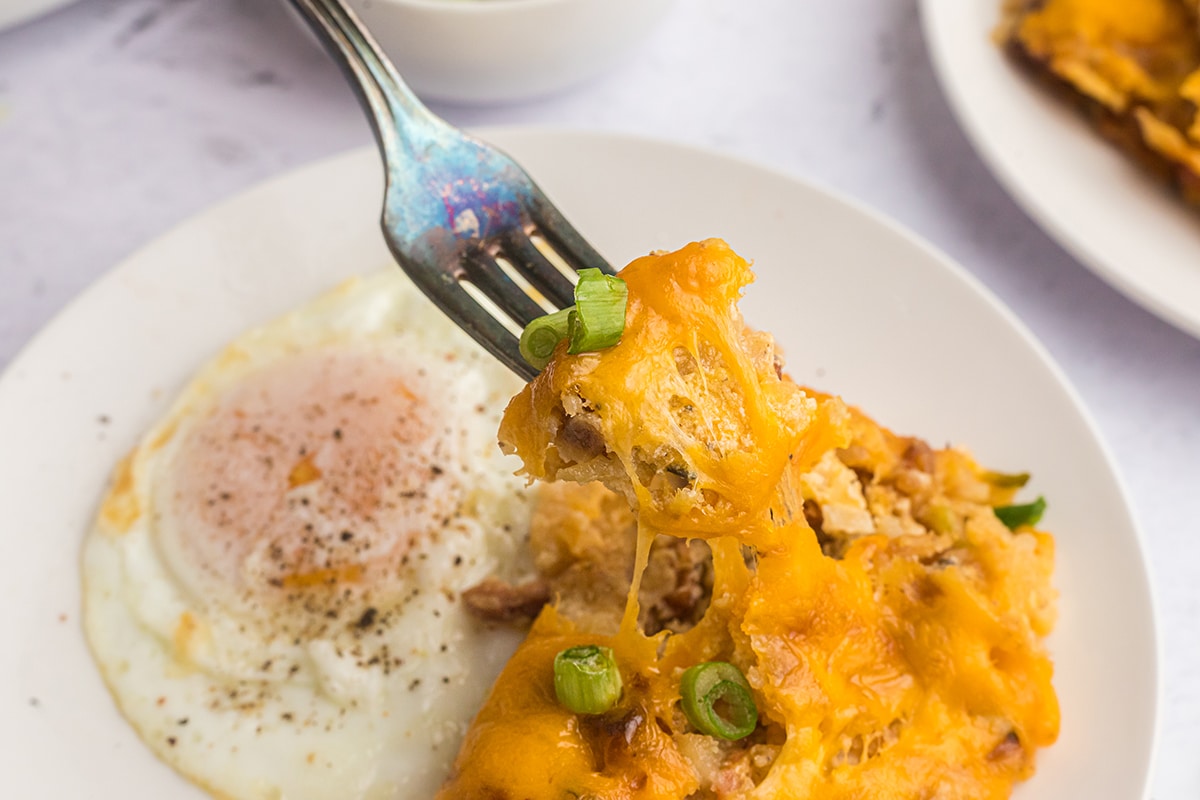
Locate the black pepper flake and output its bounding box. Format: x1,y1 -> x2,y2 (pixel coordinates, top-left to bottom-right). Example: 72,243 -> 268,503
282,712 -> 294,722
333,428 -> 343,440
340,530 -> 354,542
453,555 -> 463,566
167,737 -> 177,747
409,679 -> 421,691
355,607 -> 378,629
442,676 -> 450,684
430,465 -> 443,476
177,718 -> 189,726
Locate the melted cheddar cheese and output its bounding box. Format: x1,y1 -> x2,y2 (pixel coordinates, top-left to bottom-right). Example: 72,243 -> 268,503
498,240 -> 843,546
1004,0 -> 1200,200
443,242 -> 1059,799
1012,0 -> 1198,107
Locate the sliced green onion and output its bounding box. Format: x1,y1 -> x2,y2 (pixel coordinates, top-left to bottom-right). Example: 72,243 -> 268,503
554,645 -> 622,715
680,661 -> 758,740
518,271 -> 628,371
994,496 -> 1047,530
921,504 -> 958,535
519,307 -> 573,371
982,470 -> 1032,489
567,269 -> 628,355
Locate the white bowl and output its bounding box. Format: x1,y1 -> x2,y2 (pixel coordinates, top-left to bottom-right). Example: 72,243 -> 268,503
345,0 -> 677,105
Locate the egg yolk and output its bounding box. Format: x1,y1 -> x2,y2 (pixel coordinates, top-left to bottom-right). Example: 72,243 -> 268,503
163,348 -> 465,633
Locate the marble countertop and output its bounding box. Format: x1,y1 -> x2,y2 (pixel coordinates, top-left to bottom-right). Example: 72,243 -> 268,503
1,0 -> 1197,796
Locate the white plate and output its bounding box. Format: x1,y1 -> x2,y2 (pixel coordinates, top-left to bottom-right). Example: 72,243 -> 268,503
0,130 -> 1158,797
921,0 -> 1200,340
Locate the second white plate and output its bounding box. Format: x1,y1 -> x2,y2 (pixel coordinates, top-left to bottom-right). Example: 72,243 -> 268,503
0,129 -> 1158,797
922,0 -> 1200,340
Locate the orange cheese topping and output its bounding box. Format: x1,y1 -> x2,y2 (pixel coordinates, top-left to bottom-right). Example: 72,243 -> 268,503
446,242 -> 1058,799
499,240 -> 835,545
1014,0 -> 1200,108
1008,0 -> 1200,186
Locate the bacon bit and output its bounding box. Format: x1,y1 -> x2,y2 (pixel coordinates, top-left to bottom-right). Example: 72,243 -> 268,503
462,578 -> 551,623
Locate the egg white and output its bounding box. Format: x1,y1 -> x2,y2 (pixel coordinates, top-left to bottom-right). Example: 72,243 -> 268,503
82,271 -> 531,799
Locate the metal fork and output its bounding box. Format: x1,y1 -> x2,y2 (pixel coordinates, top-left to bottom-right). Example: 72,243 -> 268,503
288,0 -> 613,381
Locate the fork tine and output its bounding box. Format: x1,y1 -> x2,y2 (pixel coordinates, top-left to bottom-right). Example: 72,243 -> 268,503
293,0 -> 603,384
459,250 -> 549,327
402,264 -> 536,381
499,232 -> 578,309
528,202 -> 615,277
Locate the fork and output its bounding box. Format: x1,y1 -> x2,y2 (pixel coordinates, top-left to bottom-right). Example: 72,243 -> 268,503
287,0 -> 614,381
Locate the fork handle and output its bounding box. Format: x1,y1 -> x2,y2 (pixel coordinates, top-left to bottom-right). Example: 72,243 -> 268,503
286,0 -> 444,164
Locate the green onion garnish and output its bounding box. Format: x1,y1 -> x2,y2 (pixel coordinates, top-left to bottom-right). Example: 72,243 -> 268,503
982,470 -> 1032,489
994,496 -> 1047,530
566,269 -> 627,355
518,270 -> 627,370
554,645 -> 623,715
922,504 -> 957,535
518,307 -> 573,371
680,661 -> 758,741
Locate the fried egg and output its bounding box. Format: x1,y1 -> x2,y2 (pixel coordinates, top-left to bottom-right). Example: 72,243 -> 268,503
82,271 -> 531,799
